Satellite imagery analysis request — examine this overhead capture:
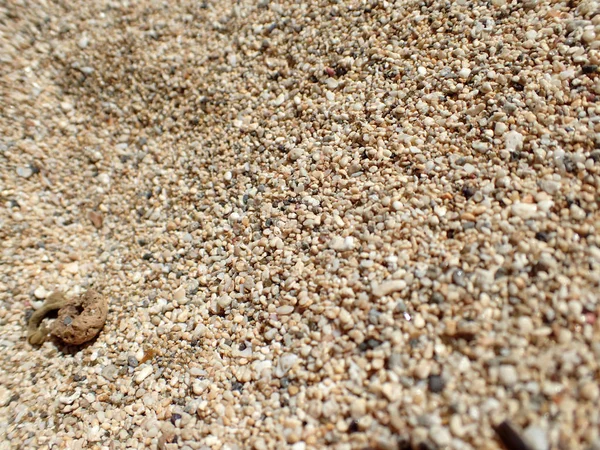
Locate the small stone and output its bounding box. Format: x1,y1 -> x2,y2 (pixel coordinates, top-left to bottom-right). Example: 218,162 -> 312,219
517,316 -> 533,333
173,286 -> 188,304
428,375 -> 446,393
217,294 -> 232,309
276,305 -> 294,315
452,269 -> 466,287
16,166 -> 33,178
349,398 -> 366,418
329,235 -> 355,251
505,130 -> 524,151
372,279 -> 407,297
498,365 -> 518,387
581,29 -> 596,44
580,381 -> 599,401
494,122 -> 508,136
135,365 -> 153,383
193,380 -> 209,395
413,314 -> 425,329
275,353 -> 298,378
523,425 -> 549,450
34,286 -> 48,299
58,390 -> 81,405
570,204 -> 586,221
98,173 -> 110,185
101,364 -> 119,382
511,203 -> 537,220
430,426 -> 452,447
78,36 -> 89,48
458,68 -> 471,78
273,93 -> 285,106
63,262 -> 79,274
88,211 -> 103,229
127,356 -> 139,368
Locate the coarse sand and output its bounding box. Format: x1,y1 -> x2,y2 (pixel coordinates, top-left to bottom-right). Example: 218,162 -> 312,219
1,0 -> 599,449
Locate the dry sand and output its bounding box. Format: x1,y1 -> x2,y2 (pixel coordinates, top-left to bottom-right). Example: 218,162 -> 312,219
1,0 -> 599,449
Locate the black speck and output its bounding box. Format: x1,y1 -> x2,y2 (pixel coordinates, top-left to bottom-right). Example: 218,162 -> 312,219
239,342 -> 247,351
142,253 -> 153,260
232,381 -> 244,392
428,374 -> 446,393
170,413 -> 182,425
73,374 -> 87,382
494,420 -> 531,450
582,65 -> 598,74
535,232 -> 549,242
280,377 -> 289,389
511,81 -> 525,91
462,185 -> 475,199
359,338 -> 383,351
335,65 -> 348,77
348,420 -> 359,433
447,230 -> 456,239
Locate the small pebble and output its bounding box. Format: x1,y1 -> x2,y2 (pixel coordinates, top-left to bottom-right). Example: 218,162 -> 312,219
16,166 -> 33,178
428,375 -> 446,393
498,365 -> 518,387
135,366 -> 153,384
101,364 -> 119,382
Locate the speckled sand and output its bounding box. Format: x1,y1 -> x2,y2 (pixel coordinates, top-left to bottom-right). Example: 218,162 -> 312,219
1,0 -> 599,449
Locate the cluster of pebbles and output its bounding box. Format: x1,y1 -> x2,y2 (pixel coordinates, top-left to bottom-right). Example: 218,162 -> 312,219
1,0 -> 599,449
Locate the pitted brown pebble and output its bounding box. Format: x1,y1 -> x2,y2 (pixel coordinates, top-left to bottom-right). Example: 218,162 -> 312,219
27,290 -> 108,346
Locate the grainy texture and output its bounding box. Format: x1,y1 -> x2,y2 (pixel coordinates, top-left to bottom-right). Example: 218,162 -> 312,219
1,0 -> 599,449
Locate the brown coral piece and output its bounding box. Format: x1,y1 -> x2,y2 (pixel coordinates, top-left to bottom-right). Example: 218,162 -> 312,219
27,290 -> 107,346
51,290 -> 108,345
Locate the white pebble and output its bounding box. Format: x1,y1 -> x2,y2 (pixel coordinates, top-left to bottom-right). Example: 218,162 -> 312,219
413,314 -> 426,329
16,166 -> 33,178
430,426 -> 452,446
329,235 -> 355,251
523,425 -> 549,450
570,204 -> 586,221
505,130 -> 524,151
34,286 -> 48,299
494,122 -> 508,136
275,353 -> 298,377
135,366 -> 153,384
276,305 -> 294,315
498,365 -> 518,387
372,279 -> 407,297
511,202 -> 537,220
97,173 -> 110,185
458,68 -> 471,78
